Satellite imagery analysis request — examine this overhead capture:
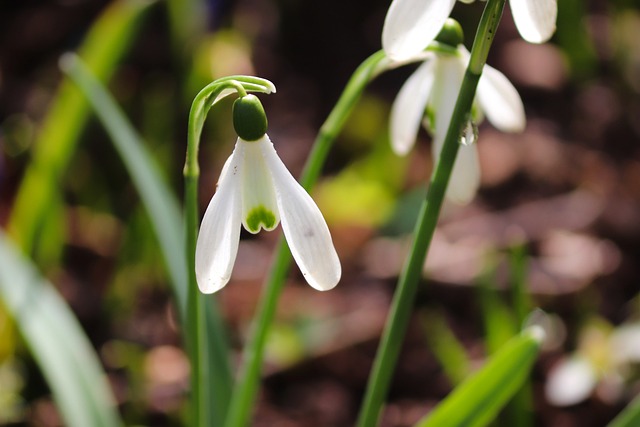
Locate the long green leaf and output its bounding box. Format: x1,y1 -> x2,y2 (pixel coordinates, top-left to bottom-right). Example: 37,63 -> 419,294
8,0 -> 155,261
0,232 -> 122,427
415,328 -> 543,427
60,54 -> 232,425
608,395 -> 640,427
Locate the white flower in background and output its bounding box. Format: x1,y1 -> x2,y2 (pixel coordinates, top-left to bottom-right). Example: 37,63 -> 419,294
546,320 -> 640,406
383,0 -> 557,61
389,20 -> 525,204
195,94 -> 341,294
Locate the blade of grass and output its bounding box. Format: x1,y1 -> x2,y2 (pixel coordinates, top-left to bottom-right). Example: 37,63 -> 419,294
0,231 -> 122,427
477,256 -> 530,427
477,260 -> 516,354
607,395 -> 640,427
8,0 -> 155,262
504,243 -> 535,427
60,54 -> 233,426
420,310 -> 471,386
415,327 -> 543,427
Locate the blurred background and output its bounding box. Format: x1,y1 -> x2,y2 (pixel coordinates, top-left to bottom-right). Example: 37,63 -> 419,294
1,0 -> 640,425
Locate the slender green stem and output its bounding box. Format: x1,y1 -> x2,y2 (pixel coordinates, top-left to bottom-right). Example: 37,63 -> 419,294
223,50 -> 388,427
184,76 -> 275,427
356,1 -> 507,426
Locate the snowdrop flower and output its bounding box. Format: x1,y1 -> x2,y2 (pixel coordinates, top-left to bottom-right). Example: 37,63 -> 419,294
389,19 -> 525,204
383,0 -> 557,61
546,320 -> 640,406
195,94 -> 341,293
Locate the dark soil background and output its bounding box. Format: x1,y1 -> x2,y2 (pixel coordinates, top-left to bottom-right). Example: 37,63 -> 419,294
1,0 -> 640,426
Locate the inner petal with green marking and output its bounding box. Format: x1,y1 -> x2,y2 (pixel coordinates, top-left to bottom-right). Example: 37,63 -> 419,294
245,205 -> 277,233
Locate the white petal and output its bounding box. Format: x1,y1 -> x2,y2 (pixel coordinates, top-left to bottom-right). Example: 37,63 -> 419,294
431,55 -> 464,151
610,322 -> 640,363
195,144 -> 243,294
446,144 -> 481,204
390,58 -> 436,156
260,137 -> 341,291
510,0 -> 557,43
429,54 -> 479,204
382,0 -> 456,61
239,138 -> 280,233
477,64 -> 526,133
545,356 -> 598,406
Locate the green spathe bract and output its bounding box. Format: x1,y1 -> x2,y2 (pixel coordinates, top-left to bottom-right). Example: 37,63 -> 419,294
233,94 -> 268,141
246,205 -> 277,233
435,18 -> 465,49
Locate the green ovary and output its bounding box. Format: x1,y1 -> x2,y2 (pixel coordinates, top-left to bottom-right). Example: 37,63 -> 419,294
245,205 -> 277,232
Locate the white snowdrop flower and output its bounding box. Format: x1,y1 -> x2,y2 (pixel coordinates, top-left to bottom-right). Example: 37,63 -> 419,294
195,94 -> 341,294
382,0 -> 557,61
546,356 -> 599,406
545,320 -> 640,406
389,19 -> 525,204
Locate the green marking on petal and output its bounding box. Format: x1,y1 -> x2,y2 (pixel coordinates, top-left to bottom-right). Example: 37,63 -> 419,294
245,205 -> 276,232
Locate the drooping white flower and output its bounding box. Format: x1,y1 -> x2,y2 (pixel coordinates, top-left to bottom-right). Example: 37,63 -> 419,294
389,36 -> 525,204
195,95 -> 341,294
545,320 -> 640,406
382,0 -> 557,61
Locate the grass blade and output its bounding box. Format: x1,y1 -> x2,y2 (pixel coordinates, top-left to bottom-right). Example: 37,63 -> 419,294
8,0 -> 155,261
608,395 -> 640,427
420,310 -> 471,386
0,231 -> 122,427
415,328 -> 543,427
60,54 -> 232,425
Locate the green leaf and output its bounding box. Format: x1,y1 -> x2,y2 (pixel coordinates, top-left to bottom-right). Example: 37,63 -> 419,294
8,0 -> 155,262
0,232 -> 122,427
60,53 -> 187,313
415,328 -> 543,427
420,310 -> 471,386
608,395 -> 640,427
61,54 -> 233,426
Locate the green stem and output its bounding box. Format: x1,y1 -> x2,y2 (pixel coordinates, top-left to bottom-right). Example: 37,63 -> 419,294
184,76 -> 275,427
223,50 -> 388,427
355,1 -> 506,426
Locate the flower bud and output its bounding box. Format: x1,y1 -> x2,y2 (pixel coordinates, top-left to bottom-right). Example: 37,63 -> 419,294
435,18 -> 464,48
233,94 -> 268,141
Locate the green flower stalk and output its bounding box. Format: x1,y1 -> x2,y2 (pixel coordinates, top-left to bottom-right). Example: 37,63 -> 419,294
356,0 -> 510,425
184,76 -> 275,427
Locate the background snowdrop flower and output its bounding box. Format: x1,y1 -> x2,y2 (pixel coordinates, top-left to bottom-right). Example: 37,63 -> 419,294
389,19 -> 525,204
195,94 -> 341,294
546,319 -> 640,406
382,0 -> 557,61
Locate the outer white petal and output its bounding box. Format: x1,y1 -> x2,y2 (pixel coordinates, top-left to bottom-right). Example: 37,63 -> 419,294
610,322 -> 640,363
545,356 -> 598,406
477,64 -> 526,133
510,0 -> 557,43
195,144 -> 243,294
447,144 -> 481,204
260,137 -> 341,291
239,138 -> 280,233
430,54 -> 480,204
382,0 -> 456,61
390,58 -> 436,156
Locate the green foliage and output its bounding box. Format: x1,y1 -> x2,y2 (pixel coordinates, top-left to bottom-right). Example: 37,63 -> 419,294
62,55 -> 238,426
8,0 -> 156,263
415,329 -> 542,427
421,310 -> 471,386
0,232 -> 122,427
607,395 -> 640,427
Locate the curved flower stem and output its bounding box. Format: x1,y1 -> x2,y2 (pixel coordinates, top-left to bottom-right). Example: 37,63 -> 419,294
184,76 -> 275,427
355,1 -> 507,426
223,50 -> 388,427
